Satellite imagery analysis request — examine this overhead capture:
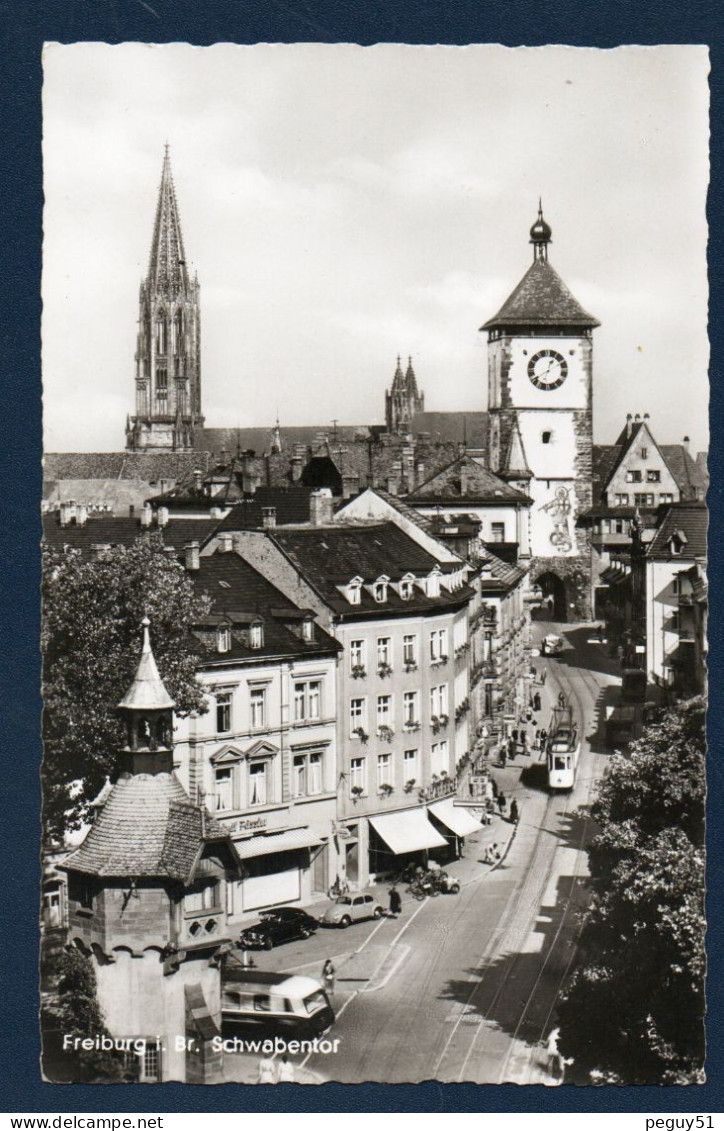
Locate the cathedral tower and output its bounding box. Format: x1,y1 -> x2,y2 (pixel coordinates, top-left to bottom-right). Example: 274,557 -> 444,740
126,147 -> 203,452
481,205 -> 598,620
385,355 -> 425,434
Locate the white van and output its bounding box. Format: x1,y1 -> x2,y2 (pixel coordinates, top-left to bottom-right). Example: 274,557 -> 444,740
221,969 -> 334,1038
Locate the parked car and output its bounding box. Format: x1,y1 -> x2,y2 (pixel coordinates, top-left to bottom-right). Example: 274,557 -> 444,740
239,907 -> 319,950
542,634 -> 564,656
320,890 -> 385,928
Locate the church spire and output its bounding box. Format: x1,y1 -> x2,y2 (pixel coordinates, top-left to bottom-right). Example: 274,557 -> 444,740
148,146 -> 190,298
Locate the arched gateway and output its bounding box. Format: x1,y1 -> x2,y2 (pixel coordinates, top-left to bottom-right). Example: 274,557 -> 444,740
534,571 -> 568,622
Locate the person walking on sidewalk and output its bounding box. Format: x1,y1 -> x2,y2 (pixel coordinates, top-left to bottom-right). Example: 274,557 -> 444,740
497,791 -> 507,818
534,691 -> 542,712
258,1055 -> 276,1084
389,886 -> 402,918
541,668 -> 547,686
277,1055 -> 295,1083
322,958 -> 336,999
510,798 -> 520,824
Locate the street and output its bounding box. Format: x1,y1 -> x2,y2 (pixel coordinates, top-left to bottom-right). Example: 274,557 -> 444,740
224,621 -> 622,1085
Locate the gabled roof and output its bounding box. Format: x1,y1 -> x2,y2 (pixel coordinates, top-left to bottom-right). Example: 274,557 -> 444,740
481,259 -> 599,331
660,445 -> 709,499
407,455 -> 530,505
62,771 -> 237,882
271,522 -> 472,616
215,488 -> 315,531
647,504 -> 708,559
188,550 -> 340,662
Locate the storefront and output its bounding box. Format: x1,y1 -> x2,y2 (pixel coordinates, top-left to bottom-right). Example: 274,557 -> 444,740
227,827 -> 327,918
368,807 -> 448,878
427,798 -> 482,858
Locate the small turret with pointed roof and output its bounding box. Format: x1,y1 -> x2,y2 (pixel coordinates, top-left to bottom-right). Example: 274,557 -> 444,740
118,617 -> 176,774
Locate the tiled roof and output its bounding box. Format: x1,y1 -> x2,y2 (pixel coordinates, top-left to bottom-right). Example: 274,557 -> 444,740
372,489 -> 435,533
215,488 -> 315,532
407,455 -> 529,504
660,445 -> 709,500
44,452 -> 211,484
647,504 -> 708,559
477,549 -> 527,591
195,425 -> 372,459
118,619 -> 175,711
188,550 -> 340,662
43,479 -> 153,511
409,412 -> 487,448
271,522 -> 473,615
592,444 -> 622,502
63,772 -> 233,881
591,439 -> 709,505
42,514 -> 223,555
481,259 -> 599,330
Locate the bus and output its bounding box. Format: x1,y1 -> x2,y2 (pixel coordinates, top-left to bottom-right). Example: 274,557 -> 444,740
221,968 -> 335,1038
546,705 -> 580,790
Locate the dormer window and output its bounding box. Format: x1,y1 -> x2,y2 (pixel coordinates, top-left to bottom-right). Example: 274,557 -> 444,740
217,626 -> 231,654
250,622 -> 263,650
346,577 -> 363,605
374,582 -> 387,603
426,571 -> 440,598
400,578 -> 414,600
302,617 -> 315,642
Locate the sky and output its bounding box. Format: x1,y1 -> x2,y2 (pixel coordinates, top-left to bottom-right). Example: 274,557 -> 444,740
42,43 -> 710,454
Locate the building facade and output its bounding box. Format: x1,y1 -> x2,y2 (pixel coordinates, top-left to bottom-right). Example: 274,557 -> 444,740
482,205 -> 598,620
126,147 -> 203,453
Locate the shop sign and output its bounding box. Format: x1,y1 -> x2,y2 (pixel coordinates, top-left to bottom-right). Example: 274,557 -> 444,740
233,816 -> 267,834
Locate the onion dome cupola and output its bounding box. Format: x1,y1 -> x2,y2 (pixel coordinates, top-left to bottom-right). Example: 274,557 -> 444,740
529,199 -> 552,261
118,616 -> 176,773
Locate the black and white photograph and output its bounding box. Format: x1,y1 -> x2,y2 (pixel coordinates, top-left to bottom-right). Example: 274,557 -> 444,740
39,42 -> 709,1087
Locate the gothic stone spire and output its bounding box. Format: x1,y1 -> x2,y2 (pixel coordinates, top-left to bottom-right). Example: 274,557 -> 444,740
148,145 -> 190,298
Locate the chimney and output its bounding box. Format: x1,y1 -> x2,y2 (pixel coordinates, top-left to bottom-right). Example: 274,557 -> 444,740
460,465 -> 468,496
310,488 -> 334,526
193,469 -> 203,493
129,504 -> 135,518
683,435 -> 690,451
634,414 -> 641,422
626,413 -> 633,439
157,506 -> 169,528
220,447 -> 229,466
643,413 -> 650,421
291,455 -> 303,482
140,503 -> 153,528
218,533 -> 234,553
262,506 -> 277,530
76,503 -> 88,527
59,500 -> 74,528
184,542 -> 200,571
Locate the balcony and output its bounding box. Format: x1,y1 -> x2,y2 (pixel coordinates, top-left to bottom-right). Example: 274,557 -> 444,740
419,774 -> 458,802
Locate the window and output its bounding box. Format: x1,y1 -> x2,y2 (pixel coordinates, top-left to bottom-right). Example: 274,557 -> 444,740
142,1043 -> 160,1083
156,369 -> 168,408
70,874 -> 94,910
373,582 -> 387,603
249,687 -> 266,730
403,691 -> 419,726
634,493 -> 655,507
614,493 -> 629,506
430,685 -> 449,719
377,695 -> 392,727
377,637 -> 391,667
350,757 -> 365,793
185,881 -> 218,913
215,767 -> 233,811
292,751 -> 323,797
429,628 -> 448,662
350,640 -> 366,669
350,697 -> 366,733
490,522 -> 505,543
302,618 -> 314,642
403,634 -> 418,666
294,680 -> 322,722
217,626 -> 231,654
377,753 -> 393,789
626,469 -> 642,483
660,493 -> 674,504
672,577 -> 680,596
640,447 -> 648,459
400,578 -> 414,600
647,469 -> 661,483
156,317 -> 167,355
614,519 -> 625,534
347,581 -> 361,605
250,623 -> 263,649
431,740 -> 449,776
403,749 -> 419,780
541,430 -> 552,444
216,692 -> 232,734
248,762 -> 268,806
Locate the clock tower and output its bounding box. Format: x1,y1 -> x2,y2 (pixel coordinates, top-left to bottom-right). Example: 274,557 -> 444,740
481,205 -> 598,620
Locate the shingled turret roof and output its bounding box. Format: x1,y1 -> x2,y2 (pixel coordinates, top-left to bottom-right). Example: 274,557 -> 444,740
118,617 -> 175,711
481,259 -> 599,331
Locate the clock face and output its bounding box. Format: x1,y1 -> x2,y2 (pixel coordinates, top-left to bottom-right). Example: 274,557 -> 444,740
528,349 -> 568,390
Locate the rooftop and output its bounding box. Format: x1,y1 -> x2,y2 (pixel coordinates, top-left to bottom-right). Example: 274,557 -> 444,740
481,258 -> 599,331
406,455 -> 530,504
647,503 -> 708,559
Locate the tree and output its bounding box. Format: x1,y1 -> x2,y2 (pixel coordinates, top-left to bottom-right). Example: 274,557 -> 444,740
42,534 -> 210,839
558,698 -> 706,1084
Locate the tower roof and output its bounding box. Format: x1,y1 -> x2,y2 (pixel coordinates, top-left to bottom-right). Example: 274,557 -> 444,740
481,258 -> 600,331
147,145 -> 190,297
503,418 -> 533,479
118,617 -> 175,711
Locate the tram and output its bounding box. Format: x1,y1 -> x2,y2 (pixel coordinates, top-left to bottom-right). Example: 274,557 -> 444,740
546,705 -> 580,790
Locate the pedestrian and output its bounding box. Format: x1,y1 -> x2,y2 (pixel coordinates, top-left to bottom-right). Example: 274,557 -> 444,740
534,691 -> 542,712
497,791 -> 507,817
277,1055 -> 295,1083
558,690 -> 566,709
499,746 -> 507,769
520,727 -> 527,750
322,958 -> 335,998
541,668 -> 547,686
511,727 -> 519,745
258,1055 -> 276,1084
510,798 -> 519,824
389,885 -> 402,918
534,728 -> 541,752
531,665 -> 538,681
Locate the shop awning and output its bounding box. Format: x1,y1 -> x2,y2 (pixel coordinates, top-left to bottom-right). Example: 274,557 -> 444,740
234,827 -> 324,860
428,798 -> 482,838
369,809 -> 447,855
